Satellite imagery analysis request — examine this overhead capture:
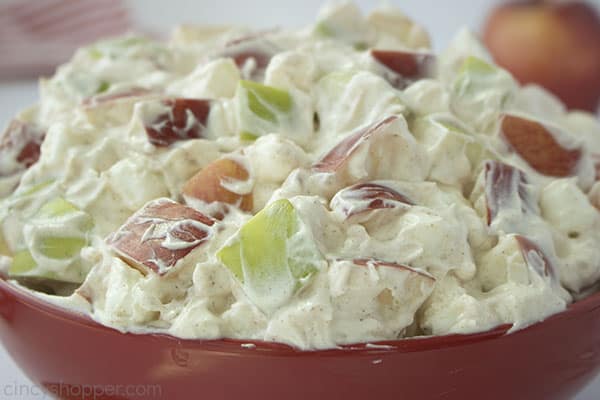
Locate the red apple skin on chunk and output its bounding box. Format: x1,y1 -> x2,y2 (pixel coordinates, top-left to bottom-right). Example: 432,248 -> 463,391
182,158 -> 253,213
0,119 -> 45,177
313,116 -> 397,173
500,114 -> 581,177
352,258 -> 435,282
371,50 -> 435,89
484,160 -> 535,226
223,48 -> 271,77
143,98 -> 211,147
331,182 -> 413,219
107,198 -> 216,275
222,34 -> 278,80
515,235 -> 556,279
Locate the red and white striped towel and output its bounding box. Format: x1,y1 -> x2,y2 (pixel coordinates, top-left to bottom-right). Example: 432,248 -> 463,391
0,0 -> 132,79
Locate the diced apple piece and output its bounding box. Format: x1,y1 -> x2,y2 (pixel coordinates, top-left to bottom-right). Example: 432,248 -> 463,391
515,235 -> 556,279
0,180 -> 55,230
9,197 -> 93,283
33,197 -> 89,223
316,70 -> 356,99
107,198 -> 215,275
39,237 -> 88,260
313,116 -> 396,173
311,116 -> 426,198
328,258 -> 435,343
330,182 -> 413,220
500,114 -> 582,177
236,80 -> 293,140
9,250 -> 39,276
0,120 -> 45,177
371,50 -> 432,77
37,197 -> 80,218
141,98 -> 211,147
460,55 -> 496,74
228,49 -> 271,78
412,116 -> 474,186
182,158 -> 253,212
32,197 -> 92,235
217,199 -> 323,313
478,235 -> 532,291
483,160 -> 535,226
83,88 -> 158,128
450,56 -> 516,131
314,70 -> 406,137
465,137 -> 495,173
222,35 -> 279,81
242,81 -> 291,121
371,50 -> 435,89
83,87 -> 153,107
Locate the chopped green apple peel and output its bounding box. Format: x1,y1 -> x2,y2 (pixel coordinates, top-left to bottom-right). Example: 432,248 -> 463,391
37,197 -> 80,218
10,250 -> 45,277
0,180 -> 57,256
236,80 -> 293,139
459,56 -> 496,74
453,56 -> 500,96
217,199 -> 324,313
9,197 -> 94,283
450,55 -> 516,131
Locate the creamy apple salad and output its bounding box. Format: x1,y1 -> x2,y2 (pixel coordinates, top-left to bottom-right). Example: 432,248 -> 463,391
1,2 -> 600,350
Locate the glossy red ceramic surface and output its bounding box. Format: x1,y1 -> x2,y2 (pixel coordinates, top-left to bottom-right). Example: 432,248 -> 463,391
0,277 -> 599,400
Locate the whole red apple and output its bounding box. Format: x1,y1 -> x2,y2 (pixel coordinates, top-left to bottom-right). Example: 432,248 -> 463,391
483,1 -> 600,112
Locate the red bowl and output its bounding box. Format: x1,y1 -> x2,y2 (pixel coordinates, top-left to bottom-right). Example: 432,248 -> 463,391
0,277 -> 599,400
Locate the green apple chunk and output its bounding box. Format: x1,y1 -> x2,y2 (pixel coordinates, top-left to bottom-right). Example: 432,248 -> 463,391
452,57 -> 501,97
38,237 -> 88,259
450,56 -> 516,131
10,250 -> 50,277
217,199 -> 323,313
9,197 -> 94,283
459,56 -> 496,75
318,70 -> 356,97
0,180 -> 55,220
236,80 -> 293,140
0,180 -> 57,256
37,197 -> 80,218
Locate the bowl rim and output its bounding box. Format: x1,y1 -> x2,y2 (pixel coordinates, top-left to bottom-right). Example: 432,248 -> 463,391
1,276 -> 600,355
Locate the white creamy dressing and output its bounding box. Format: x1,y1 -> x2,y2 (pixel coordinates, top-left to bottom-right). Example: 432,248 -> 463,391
1,1 -> 600,350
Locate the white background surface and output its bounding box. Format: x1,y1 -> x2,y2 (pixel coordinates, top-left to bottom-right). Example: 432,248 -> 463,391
0,0 -> 599,398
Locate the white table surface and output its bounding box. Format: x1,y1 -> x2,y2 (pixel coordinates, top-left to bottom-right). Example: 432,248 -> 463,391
0,0 -> 599,398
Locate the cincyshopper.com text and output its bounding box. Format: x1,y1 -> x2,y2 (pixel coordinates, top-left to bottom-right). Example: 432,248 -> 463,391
2,381 -> 163,399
